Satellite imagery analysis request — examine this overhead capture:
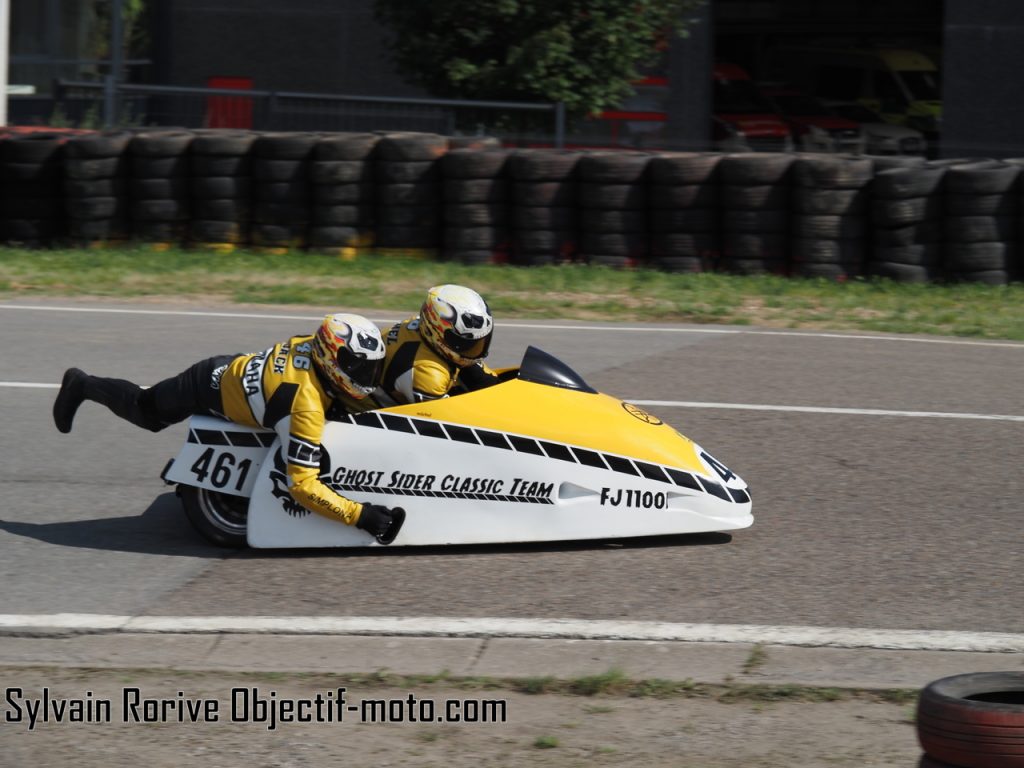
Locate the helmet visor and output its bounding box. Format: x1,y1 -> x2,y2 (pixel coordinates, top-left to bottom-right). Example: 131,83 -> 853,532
443,328 -> 492,360
337,345 -> 384,389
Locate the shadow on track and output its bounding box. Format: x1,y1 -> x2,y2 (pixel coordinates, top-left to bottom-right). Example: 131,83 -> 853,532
0,492 -> 732,557
0,492 -> 227,557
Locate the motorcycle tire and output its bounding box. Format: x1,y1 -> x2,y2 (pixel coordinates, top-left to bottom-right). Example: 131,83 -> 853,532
179,485 -> 249,548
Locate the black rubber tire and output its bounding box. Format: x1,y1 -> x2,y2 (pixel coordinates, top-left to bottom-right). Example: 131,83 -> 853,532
377,183 -> 441,206
62,131 -> 133,158
791,237 -> 866,265
3,196 -> 64,219
313,182 -> 373,205
943,160 -> 1020,195
873,244 -> 942,266
583,253 -> 636,268
132,221 -> 186,242
722,184 -> 789,210
723,232 -> 787,260
580,231 -> 646,256
130,130 -> 194,157
943,216 -> 1015,243
253,159 -> 308,182
64,178 -> 126,197
578,152 -> 651,183
651,232 -> 718,258
719,153 -> 795,185
649,183 -> 718,209
948,270 -> 1010,285
190,130 -> 258,156
64,156 -> 127,180
191,176 -> 252,200
945,242 -> 1013,271
189,219 -> 246,243
656,255 -> 706,272
314,133 -> 380,161
193,199 -> 250,220
132,199 -> 188,222
444,249 -> 504,265
793,188 -> 866,215
444,203 -> 507,227
66,196 -> 124,220
375,160 -> 440,184
131,155 -> 187,178
793,155 -> 874,189
513,206 -> 573,230
444,226 -> 506,249
70,218 -> 128,240
441,149 -> 511,178
375,224 -> 440,248
190,154 -> 252,177
444,178 -> 508,203
375,132 -> 448,161
253,132 -> 319,160
791,261 -> 860,280
872,165 -> 947,198
917,671 -> 1024,768
314,204 -> 374,226
579,183 -> 646,209
378,205 -> 436,227
131,177 -> 188,199
581,209 -> 645,233
446,136 -> 502,151
0,134 -> 65,163
310,160 -> 372,185
513,229 -> 575,252
508,150 -> 582,181
308,225 -> 363,247
944,194 -> 1014,216
651,208 -> 716,233
647,152 -> 721,184
254,180 -> 310,204
872,197 -> 941,227
512,181 -> 576,207
723,210 -> 789,234
179,485 -> 249,548
1,160 -> 61,181
873,222 -> 942,247
793,215 -> 866,240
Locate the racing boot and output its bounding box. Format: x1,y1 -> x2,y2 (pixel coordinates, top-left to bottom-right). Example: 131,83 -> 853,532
52,367 -> 88,433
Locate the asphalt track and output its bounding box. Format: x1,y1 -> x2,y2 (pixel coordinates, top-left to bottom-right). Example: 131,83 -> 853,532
1,299 -> 1021,639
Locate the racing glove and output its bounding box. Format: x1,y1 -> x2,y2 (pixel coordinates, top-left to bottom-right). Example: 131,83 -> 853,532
356,503 -> 407,545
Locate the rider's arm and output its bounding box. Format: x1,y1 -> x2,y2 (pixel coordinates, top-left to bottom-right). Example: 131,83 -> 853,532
400,357 -> 453,403
278,408 -> 364,526
458,360 -> 502,391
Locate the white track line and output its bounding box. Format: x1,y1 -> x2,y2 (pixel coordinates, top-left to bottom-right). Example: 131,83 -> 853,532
0,614 -> 1021,652
6,382 -> 1022,422
631,400 -> 1024,423
2,303 -> 1023,348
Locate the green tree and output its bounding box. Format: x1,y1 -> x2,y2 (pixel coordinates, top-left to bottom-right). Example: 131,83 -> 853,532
373,0 -> 705,117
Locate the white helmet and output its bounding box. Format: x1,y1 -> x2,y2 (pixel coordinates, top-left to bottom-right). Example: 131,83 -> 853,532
311,313 -> 385,399
419,284 -> 493,367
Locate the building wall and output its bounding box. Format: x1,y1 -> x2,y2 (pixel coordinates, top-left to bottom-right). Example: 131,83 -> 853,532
153,0 -> 424,97
942,0 -> 1024,156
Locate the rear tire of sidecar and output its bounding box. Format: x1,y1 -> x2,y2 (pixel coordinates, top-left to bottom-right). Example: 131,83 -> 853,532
179,485 -> 249,548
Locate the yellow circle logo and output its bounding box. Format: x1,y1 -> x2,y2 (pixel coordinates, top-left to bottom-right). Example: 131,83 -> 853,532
622,402 -> 663,425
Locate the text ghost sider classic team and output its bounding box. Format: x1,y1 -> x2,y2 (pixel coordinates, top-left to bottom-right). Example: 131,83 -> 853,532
52,313 -> 404,543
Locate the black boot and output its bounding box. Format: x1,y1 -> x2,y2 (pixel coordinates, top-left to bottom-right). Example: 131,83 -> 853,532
53,368 -> 88,433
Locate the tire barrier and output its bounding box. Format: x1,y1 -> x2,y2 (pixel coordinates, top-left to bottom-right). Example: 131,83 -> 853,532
441,148 -> 512,265
917,672 -> 1024,768
1,127 -> 1022,283
508,149 -> 582,266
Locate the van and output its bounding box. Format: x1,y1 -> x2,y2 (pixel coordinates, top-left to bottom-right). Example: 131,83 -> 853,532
768,47 -> 941,138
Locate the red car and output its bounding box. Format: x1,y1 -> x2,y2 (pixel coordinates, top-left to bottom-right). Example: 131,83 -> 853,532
712,63 -> 793,153
759,86 -> 865,154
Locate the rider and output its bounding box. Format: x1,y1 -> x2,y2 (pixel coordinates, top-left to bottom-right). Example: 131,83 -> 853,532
52,313 -> 404,543
375,284 -> 501,406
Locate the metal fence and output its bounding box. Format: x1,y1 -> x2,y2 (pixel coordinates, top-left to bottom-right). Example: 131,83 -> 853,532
53,80 -> 566,147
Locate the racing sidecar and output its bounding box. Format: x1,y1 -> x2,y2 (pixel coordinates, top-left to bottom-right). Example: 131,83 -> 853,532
163,347 -> 753,548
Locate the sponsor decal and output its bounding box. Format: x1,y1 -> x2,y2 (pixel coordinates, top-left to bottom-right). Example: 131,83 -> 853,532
268,449 -> 313,517
327,464 -> 553,503
209,364 -> 228,391
271,341 -> 291,375
600,488 -> 667,509
622,402 -> 663,425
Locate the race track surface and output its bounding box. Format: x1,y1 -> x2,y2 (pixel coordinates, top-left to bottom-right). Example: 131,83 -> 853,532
1,299 -> 1021,634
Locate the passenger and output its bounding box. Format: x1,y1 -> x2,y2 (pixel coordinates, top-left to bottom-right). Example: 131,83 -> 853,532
52,313 -> 404,543
374,284 -> 501,406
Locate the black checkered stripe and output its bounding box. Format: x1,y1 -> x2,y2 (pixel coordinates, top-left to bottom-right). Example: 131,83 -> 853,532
335,411 -> 751,505
331,483 -> 554,505
187,428 -> 276,448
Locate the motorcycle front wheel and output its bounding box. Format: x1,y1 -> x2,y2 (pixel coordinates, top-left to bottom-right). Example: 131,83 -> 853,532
179,485 -> 249,548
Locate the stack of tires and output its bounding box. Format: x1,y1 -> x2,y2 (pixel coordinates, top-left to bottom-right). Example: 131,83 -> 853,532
250,132 -> 318,252
63,131 -> 132,246
790,155 -> 873,280
0,133 -> 68,246
942,160 -> 1019,285
647,152 -> 721,273
508,149 -> 582,266
129,130 -> 194,246
374,132 -> 448,256
578,152 -> 651,268
916,671 -> 1024,768
188,130 -> 258,251
309,132 -> 379,256
718,153 -> 794,275
868,162 -> 947,283
441,148 -> 511,264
